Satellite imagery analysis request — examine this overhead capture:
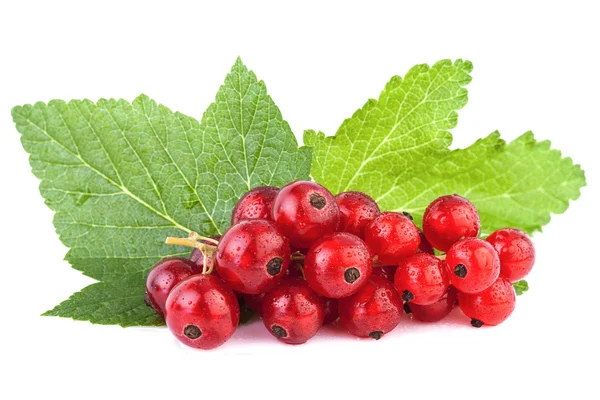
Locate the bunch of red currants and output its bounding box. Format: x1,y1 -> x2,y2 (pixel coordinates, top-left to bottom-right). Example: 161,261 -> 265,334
145,181 -> 535,349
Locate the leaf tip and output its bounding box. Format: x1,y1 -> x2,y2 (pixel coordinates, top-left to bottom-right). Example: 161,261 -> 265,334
11,105 -> 23,119
232,56 -> 249,73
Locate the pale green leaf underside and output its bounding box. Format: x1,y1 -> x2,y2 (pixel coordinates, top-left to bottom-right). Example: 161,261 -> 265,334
388,132 -> 585,234
306,60 -> 585,235
13,58 -> 311,326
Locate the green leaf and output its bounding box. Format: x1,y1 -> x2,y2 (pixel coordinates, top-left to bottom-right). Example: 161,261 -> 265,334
305,60 -> 585,234
14,58 -> 311,326
513,280 -> 529,296
43,274 -> 164,327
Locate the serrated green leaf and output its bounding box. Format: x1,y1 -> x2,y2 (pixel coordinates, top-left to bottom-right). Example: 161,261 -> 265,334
14,58 -> 311,326
306,59 -> 472,195
306,60 -> 585,235
43,274 -> 164,327
513,280 -> 529,296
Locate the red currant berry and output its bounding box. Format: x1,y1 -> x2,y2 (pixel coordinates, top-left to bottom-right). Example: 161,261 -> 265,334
271,180 -> 340,249
242,292 -> 266,314
338,276 -> 403,340
372,265 -> 397,282
446,238 -> 501,294
165,274 -> 240,349
304,232 -> 373,298
422,194 -> 480,252
364,212 -> 421,265
262,279 -> 325,344
335,191 -> 380,238
458,277 -> 516,327
486,228 -> 535,282
189,235 -> 221,274
215,219 -> 290,294
394,253 -> 450,305
405,286 -> 458,322
417,229 -> 435,255
231,186 -> 279,225
323,298 -> 339,325
145,257 -> 196,317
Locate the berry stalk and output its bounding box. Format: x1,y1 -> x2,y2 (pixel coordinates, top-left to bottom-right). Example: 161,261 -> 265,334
165,233 -> 217,274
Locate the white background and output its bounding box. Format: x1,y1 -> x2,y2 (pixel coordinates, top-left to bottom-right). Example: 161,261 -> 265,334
1,1 -> 599,399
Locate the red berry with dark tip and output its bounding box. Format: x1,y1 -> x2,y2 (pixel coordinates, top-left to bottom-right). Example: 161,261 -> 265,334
423,194 -> 480,252
338,276 -> 403,340
215,219 -> 290,294
458,277 -> 516,327
304,232 -> 373,299
145,257 -> 196,317
165,274 -> 240,349
262,279 -> 325,344
323,298 -> 339,325
405,286 -> 458,322
271,180 -> 340,249
486,228 -> 536,282
372,265 -> 397,282
364,212 -> 421,265
394,253 -> 450,305
335,191 -> 380,238
446,238 -> 501,294
231,186 -> 279,225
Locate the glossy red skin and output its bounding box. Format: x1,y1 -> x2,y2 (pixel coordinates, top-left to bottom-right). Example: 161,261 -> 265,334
335,191 -> 380,238
165,274 -> 240,349
231,186 -> 279,225
486,228 -> 535,282
364,212 -> 421,265
242,292 -> 266,314
189,235 -> 221,274
446,238 -> 501,294
458,277 -> 516,326
418,230 -> 435,255
422,194 -> 480,252
323,298 -> 339,325
241,262 -> 304,314
394,253 -> 450,305
262,279 -> 325,344
304,232 -> 373,298
338,276 -> 403,339
145,257 -> 196,317
408,286 -> 458,322
372,265 -> 397,282
271,180 -> 340,249
215,219 -> 290,294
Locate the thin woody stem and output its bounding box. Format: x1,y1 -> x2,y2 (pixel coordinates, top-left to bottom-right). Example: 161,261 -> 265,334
165,234 -> 217,275
188,232 -> 219,245
165,236 -> 214,251
202,251 -> 209,275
